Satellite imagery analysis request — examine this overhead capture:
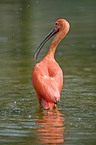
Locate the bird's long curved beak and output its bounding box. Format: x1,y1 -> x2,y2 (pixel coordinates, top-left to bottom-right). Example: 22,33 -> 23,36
34,28 -> 58,59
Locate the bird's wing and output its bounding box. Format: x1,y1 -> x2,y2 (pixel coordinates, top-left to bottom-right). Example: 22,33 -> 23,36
32,63 -> 63,103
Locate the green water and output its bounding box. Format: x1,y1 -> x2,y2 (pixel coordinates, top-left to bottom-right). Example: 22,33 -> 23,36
0,0 -> 96,145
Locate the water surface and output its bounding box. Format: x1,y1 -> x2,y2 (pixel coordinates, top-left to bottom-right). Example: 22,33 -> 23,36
0,0 -> 96,145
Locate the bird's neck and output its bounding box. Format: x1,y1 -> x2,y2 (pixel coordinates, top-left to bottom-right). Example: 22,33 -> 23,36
46,27 -> 69,58
47,36 -> 60,58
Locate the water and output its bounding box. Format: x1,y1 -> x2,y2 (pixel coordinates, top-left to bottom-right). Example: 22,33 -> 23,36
0,0 -> 96,144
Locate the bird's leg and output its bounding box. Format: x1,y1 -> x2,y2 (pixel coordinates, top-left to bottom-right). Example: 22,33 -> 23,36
36,93 -> 42,105
48,102 -> 56,110
43,99 -> 49,109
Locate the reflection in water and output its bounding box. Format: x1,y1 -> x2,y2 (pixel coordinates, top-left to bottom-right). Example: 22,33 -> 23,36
35,108 -> 65,144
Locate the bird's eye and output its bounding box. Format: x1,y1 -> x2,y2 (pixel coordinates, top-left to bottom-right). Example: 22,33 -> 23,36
55,22 -> 58,26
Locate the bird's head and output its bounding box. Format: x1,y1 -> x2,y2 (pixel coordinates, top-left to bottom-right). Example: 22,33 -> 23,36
54,19 -> 70,36
34,19 -> 70,59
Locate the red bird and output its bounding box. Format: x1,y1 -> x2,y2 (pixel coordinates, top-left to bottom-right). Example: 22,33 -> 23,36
32,19 -> 70,109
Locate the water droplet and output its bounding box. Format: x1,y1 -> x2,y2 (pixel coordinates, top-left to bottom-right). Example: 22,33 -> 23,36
84,68 -> 91,71
36,0 -> 39,4
58,51 -> 62,56
28,115 -> 31,118
78,117 -> 81,121
92,44 -> 95,48
20,7 -> 22,11
27,5 -> 29,8
16,12 -> 18,15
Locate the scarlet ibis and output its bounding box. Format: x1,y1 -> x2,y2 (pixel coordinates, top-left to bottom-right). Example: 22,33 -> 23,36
32,19 -> 70,109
